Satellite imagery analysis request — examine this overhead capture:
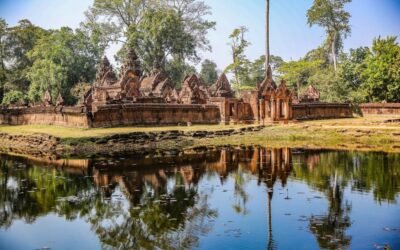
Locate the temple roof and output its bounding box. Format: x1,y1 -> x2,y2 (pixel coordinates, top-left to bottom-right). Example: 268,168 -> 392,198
259,65 -> 277,96
209,73 -> 234,98
300,85 -> 320,102
140,73 -> 161,93
95,56 -> 118,87
120,48 -> 142,78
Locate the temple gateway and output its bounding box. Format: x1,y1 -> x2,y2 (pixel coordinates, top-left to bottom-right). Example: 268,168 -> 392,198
0,50 -> 352,128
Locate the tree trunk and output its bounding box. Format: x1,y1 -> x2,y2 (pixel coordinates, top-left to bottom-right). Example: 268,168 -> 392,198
265,0 -> 270,74
331,32 -> 337,72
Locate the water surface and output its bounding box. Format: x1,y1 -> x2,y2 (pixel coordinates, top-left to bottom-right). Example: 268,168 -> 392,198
0,148 -> 399,249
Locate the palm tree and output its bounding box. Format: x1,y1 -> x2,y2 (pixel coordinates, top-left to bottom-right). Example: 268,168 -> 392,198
265,0 -> 270,73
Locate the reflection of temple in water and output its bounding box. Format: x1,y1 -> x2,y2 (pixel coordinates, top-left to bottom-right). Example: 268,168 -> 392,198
89,147 -> 293,250
88,148 -> 293,204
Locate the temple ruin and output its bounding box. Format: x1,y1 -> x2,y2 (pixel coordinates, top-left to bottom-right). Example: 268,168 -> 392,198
0,50 -> 353,128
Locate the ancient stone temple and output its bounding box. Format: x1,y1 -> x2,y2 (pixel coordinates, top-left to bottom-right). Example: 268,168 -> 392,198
209,73 -> 234,98
0,49 -> 354,128
258,66 -> 293,122
208,73 -> 256,124
43,90 -> 52,107
84,56 -> 121,110
300,85 -> 320,103
119,49 -> 142,99
179,74 -> 209,104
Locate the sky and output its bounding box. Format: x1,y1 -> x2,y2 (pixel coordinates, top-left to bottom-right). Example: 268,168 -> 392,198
1,0 -> 400,71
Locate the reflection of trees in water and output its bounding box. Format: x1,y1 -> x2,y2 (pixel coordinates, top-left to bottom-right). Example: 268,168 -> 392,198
1,149 -> 399,249
258,148 -> 293,250
293,150 -> 400,250
294,151 -> 400,203
0,157 -> 97,228
0,155 -> 218,249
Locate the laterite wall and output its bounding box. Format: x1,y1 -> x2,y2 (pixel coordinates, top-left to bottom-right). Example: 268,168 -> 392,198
292,103 -> 353,120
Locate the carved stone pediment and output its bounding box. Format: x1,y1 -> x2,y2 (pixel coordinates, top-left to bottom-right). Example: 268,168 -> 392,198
95,56 -> 118,87
56,94 -> 64,106
179,74 -> 209,104
300,85 -> 320,102
209,73 -> 233,98
43,90 -> 52,106
259,66 -> 277,97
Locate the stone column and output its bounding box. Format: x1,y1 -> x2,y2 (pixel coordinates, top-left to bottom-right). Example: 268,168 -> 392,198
284,99 -> 290,120
270,99 -> 276,121
276,99 -> 281,121
234,101 -> 238,122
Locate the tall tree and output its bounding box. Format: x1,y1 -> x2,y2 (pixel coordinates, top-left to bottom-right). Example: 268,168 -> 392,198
265,0 -> 270,72
307,0 -> 351,72
0,18 -> 7,102
361,36 -> 400,102
279,59 -> 322,97
3,20 -> 47,93
200,59 -> 218,85
127,9 -> 197,75
225,27 -> 251,95
83,0 -> 148,45
27,27 -> 102,103
151,0 -> 216,52
84,0 -> 215,67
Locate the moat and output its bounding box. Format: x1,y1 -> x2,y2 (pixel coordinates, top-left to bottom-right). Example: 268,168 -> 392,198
0,148 -> 399,250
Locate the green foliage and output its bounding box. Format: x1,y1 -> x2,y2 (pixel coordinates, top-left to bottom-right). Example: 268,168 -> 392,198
307,0 -> 351,71
0,18 -> 7,102
361,36 -> 400,102
3,20 -> 47,94
248,56 -> 265,85
165,58 -> 197,89
127,9 -> 197,75
225,26 -> 251,93
279,59 -> 322,96
85,0 -> 215,71
1,90 -> 26,105
27,59 -> 66,103
308,68 -> 348,102
27,27 -> 102,104
200,59 -> 218,86
338,47 -> 370,103
70,82 -> 92,102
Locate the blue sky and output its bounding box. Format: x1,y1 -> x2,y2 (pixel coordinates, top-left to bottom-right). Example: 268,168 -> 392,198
1,0 -> 399,71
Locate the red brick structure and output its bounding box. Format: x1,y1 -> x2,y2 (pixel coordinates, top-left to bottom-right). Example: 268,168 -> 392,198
0,51 -> 357,128
257,66 -> 294,122
300,85 -> 320,103
178,74 -> 209,104
360,103 -> 400,115
292,103 -> 353,120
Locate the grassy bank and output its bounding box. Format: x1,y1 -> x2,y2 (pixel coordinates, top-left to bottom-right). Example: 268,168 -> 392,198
0,115 -> 399,154
0,124 -> 251,138
196,116 -> 400,153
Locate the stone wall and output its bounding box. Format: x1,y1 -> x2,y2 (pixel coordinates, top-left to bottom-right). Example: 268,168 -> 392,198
359,103 -> 400,115
240,91 -> 260,122
0,103 -> 221,128
292,103 -> 353,120
89,103 -> 221,127
0,106 -> 90,128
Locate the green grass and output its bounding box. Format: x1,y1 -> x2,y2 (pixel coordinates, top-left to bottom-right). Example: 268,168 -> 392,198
0,124 -> 253,139
1,115 -> 400,154
193,115 -> 400,153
